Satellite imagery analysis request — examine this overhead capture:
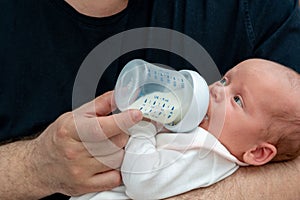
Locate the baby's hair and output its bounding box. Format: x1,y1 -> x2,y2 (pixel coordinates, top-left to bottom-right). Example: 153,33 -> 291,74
267,67 -> 300,162
269,111 -> 300,162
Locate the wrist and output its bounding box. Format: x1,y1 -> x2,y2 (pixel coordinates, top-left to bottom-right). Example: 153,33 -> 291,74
26,138 -> 55,197
0,139 -> 53,199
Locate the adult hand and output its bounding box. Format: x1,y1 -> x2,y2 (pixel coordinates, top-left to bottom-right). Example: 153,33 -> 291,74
0,91 -> 143,199
34,91 -> 143,196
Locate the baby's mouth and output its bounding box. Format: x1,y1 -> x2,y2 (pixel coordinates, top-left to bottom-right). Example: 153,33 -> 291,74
199,107 -> 210,128
206,96 -> 213,120
200,96 -> 212,126
199,112 -> 209,128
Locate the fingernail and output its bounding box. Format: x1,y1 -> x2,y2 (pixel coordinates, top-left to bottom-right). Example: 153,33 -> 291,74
132,110 -> 143,122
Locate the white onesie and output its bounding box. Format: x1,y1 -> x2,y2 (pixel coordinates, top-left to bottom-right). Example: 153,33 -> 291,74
71,121 -> 247,200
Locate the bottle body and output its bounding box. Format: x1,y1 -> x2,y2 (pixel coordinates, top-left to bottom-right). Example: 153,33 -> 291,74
114,59 -> 209,132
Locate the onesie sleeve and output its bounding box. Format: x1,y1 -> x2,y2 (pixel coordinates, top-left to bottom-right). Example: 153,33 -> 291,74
122,122 -> 239,199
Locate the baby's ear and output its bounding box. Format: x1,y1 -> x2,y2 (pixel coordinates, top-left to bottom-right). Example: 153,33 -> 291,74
242,143 -> 277,166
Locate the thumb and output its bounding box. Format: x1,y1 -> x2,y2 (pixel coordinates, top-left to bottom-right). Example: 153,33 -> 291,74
98,109 -> 143,138
114,109 -> 144,132
126,109 -> 144,124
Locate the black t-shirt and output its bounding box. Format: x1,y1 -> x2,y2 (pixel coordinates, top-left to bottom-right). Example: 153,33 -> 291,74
0,0 -> 300,199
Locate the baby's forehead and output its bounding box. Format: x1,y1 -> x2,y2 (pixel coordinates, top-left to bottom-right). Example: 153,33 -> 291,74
228,59 -> 291,84
233,59 -> 276,72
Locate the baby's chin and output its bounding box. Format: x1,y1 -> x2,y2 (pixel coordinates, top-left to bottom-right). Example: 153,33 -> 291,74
199,114 -> 209,130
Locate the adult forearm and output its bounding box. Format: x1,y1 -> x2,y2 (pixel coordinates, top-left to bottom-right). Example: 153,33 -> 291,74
168,156 -> 300,200
0,139 -> 51,199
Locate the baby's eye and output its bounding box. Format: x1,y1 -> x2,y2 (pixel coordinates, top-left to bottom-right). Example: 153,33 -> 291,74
233,96 -> 243,107
220,77 -> 227,86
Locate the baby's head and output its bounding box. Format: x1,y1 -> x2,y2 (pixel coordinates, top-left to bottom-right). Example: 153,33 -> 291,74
200,59 -> 300,165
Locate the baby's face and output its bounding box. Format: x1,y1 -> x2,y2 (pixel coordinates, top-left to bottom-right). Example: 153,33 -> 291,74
200,59 -> 293,160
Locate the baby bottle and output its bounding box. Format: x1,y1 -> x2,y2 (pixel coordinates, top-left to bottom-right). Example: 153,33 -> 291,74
114,59 -> 209,132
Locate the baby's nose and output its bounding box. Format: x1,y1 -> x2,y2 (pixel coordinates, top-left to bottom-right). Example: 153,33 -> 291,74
210,83 -> 225,103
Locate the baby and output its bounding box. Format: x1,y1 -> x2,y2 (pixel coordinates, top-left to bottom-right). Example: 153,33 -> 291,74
71,59 -> 300,200
201,58 -> 300,164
